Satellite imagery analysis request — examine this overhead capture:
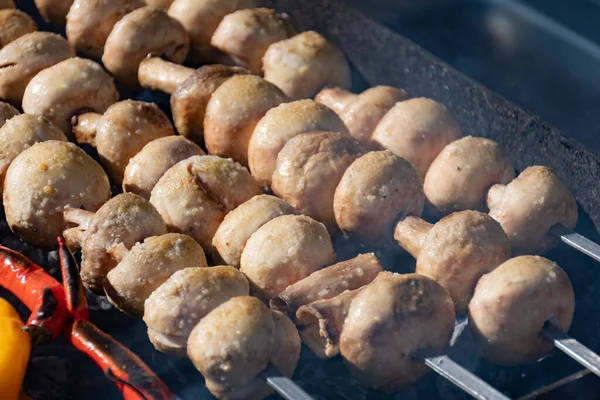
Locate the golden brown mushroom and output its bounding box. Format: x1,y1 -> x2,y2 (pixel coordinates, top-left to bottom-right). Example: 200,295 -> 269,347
469,256 -> 574,365
34,0 -> 73,26
0,9 -> 36,50
0,100 -> 18,126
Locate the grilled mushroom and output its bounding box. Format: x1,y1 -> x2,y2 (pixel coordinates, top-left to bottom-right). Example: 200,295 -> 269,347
34,0 -> 73,26
0,9 -> 36,50
0,101 -> 18,126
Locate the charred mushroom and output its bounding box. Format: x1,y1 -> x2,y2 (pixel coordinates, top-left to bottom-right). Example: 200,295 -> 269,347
34,0 -> 73,26
0,101 -> 18,126
0,9 -> 36,50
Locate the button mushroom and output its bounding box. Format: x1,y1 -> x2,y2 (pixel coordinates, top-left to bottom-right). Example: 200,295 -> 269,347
248,99 -> 349,188
424,136 -> 515,216
469,256 -> 574,365
272,131 -> 364,231
150,155 -> 261,252
123,135 -> 205,199
66,0 -> 144,59
0,9 -> 36,50
334,150 -> 425,244
0,32 -> 75,106
0,101 -> 18,126
34,0 -> 73,26
395,211 -> 510,313
72,100 -> 175,184
240,214 -> 335,302
63,193 -> 167,294
263,31 -> 351,100
4,140 -> 111,249
204,74 -> 288,165
144,265 -> 249,356
372,97 -> 463,176
22,57 -> 119,137
103,6 -> 189,88
210,8 -> 295,74
187,296 -> 300,400
487,165 -> 578,255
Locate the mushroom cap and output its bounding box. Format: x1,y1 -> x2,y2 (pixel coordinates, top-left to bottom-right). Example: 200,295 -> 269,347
263,31 -> 351,100
272,131 -> 364,231
123,135 -> 205,199
94,100 -> 175,184
204,74 -> 288,165
212,194 -> 295,268
0,9 -> 36,50
314,86 -> 356,115
78,193 -> 167,294
33,0 -> 73,26
66,0 -> 144,59
150,155 -> 261,252
424,136 -> 515,216
240,214 -> 335,302
340,272 -> 455,391
4,140 -> 110,249
102,6 -> 189,88
105,233 -> 208,315
0,100 -> 18,126
372,98 -> 463,176
0,32 -> 75,106
211,8 -> 295,74
171,64 -> 251,144
22,57 -> 118,136
0,0 -> 15,9
144,265 -> 249,356
0,114 -> 67,194
144,0 -> 173,8
248,99 -> 349,188
416,211 -> 510,313
469,256 -> 574,365
334,150 -> 424,244
488,166 -> 578,255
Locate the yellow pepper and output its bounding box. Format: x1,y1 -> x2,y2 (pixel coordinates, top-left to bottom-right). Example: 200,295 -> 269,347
0,298 -> 31,400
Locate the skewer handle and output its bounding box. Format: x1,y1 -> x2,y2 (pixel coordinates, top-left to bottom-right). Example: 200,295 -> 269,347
261,364 -> 314,400
550,224 -> 600,263
542,321 -> 600,377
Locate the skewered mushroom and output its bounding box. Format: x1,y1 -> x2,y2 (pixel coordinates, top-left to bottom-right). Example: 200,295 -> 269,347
469,256 -> 574,365
63,193 -> 166,294
0,101 -> 18,126
34,0 -> 73,26
144,265 -> 249,356
4,140 -> 111,249
123,135 -> 205,199
272,131 -> 364,231
105,233 -> 208,315
72,100 -> 175,184
372,97 -> 463,176
0,9 -> 36,50
395,211 -> 510,312
263,31 -> 351,100
0,32 -> 75,105
248,99 -> 349,188
187,296 -> 300,399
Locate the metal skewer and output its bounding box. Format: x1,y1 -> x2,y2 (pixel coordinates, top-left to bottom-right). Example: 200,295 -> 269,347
261,364 -> 314,400
542,321 -> 600,377
550,224 -> 600,263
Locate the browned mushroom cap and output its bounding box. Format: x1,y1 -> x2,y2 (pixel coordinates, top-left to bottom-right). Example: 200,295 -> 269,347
168,0 -> 256,64
263,31 -> 351,100
0,32 -> 75,106
4,141 -> 110,249
0,114 -> 67,194
248,99 -> 350,188
66,0 -> 144,59
102,6 -> 189,88
144,0 -> 173,8
205,74 -> 287,165
334,150 -> 425,244
123,135 -> 205,199
469,256 -> 574,365
22,57 -> 119,137
211,8 -> 295,74
240,214 -> 335,302
424,136 -> 515,216
0,100 -> 18,126
0,9 -> 36,50
105,233 -> 208,315
0,0 -> 15,9
372,98 -> 463,176
272,131 -> 364,231
395,211 -> 510,313
34,0 -> 73,25
150,155 -> 261,252
213,194 -> 295,268
73,100 -> 175,184
144,266 -> 249,356
487,166 -> 578,255
315,87 -> 356,115
340,272 -> 455,391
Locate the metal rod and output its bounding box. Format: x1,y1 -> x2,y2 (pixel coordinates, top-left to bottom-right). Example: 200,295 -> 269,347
414,350 -> 512,400
550,224 -> 600,263
542,321 -> 600,377
516,369 -> 590,400
261,364 -> 314,400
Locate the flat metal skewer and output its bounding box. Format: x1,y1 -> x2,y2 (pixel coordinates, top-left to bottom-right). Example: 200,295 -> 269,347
261,364 -> 314,400
551,224 -> 600,263
542,321 -> 600,377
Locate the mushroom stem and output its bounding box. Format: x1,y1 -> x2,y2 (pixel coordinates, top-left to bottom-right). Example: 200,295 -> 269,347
394,216 -> 433,258
486,183 -> 506,211
72,113 -> 101,145
107,242 -> 129,264
63,227 -> 85,250
64,208 -> 95,229
138,57 -> 194,94
315,87 -> 356,114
